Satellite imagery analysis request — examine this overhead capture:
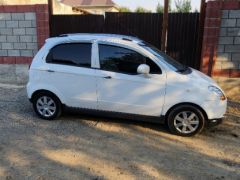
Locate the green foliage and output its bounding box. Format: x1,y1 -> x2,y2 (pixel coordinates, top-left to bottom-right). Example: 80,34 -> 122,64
119,6 -> 131,12
156,3 -> 164,13
135,7 -> 151,13
168,0 -> 172,12
156,0 -> 172,13
194,8 -> 199,13
175,0 -> 191,13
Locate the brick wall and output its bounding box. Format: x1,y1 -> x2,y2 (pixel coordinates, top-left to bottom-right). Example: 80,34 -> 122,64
0,12 -> 38,57
201,0 -> 240,78
217,10 -> 240,71
0,4 -> 49,64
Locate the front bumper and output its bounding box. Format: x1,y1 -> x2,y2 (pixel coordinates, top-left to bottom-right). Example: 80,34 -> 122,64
201,99 -> 227,120
206,118 -> 223,127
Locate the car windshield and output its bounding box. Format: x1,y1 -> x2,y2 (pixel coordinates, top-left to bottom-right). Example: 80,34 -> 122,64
139,42 -> 187,72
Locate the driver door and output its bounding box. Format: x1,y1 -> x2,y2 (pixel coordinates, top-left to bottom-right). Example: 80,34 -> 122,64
95,43 -> 166,117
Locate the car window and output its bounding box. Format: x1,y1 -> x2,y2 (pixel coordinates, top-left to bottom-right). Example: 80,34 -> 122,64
99,44 -> 161,74
46,43 -> 92,68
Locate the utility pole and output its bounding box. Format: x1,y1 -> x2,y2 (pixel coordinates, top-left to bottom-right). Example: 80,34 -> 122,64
161,0 -> 169,52
48,0 -> 53,36
198,0 -> 206,70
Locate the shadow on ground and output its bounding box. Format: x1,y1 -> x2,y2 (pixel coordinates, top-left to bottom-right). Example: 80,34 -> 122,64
0,87 -> 239,179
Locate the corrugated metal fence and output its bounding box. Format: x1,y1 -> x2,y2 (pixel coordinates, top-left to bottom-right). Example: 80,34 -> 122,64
50,12 -> 201,69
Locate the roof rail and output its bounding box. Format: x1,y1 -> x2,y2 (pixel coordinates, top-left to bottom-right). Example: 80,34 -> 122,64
58,34 -> 68,37
122,37 -> 133,42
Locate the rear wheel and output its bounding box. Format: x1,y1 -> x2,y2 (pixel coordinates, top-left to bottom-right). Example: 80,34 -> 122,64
167,105 -> 205,136
32,92 -> 62,120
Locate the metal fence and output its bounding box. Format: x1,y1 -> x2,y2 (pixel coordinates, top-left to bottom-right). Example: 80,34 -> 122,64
50,12 -> 201,69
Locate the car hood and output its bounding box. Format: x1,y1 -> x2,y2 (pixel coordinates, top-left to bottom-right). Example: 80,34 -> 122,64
187,68 -> 217,86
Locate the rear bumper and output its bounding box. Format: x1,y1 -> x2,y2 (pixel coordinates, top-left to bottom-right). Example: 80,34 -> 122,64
206,118 -> 223,127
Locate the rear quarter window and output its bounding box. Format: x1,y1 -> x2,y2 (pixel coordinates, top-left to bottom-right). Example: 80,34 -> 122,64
46,43 -> 92,68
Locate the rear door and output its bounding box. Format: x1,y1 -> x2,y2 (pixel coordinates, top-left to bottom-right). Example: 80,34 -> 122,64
43,42 -> 97,109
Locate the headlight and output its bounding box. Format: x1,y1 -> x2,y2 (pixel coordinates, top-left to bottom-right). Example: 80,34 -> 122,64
208,86 -> 226,100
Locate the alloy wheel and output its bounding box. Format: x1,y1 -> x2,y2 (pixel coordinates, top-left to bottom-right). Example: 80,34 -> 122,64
173,111 -> 200,134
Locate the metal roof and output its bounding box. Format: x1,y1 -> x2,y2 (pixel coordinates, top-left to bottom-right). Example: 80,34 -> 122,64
60,0 -> 116,7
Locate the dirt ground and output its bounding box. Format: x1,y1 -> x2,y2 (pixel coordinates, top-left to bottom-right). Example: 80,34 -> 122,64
0,84 -> 239,180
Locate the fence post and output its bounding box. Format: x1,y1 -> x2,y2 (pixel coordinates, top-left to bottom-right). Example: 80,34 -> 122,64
161,0 -> 169,52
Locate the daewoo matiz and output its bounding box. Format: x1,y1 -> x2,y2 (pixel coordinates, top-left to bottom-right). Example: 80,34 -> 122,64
27,34 -> 227,136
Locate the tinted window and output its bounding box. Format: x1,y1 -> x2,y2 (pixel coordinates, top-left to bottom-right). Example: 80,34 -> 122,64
99,44 -> 161,74
146,57 -> 162,74
46,43 -> 91,67
140,42 -> 186,72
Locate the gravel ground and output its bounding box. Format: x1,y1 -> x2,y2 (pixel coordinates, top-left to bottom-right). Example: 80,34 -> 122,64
0,84 -> 239,180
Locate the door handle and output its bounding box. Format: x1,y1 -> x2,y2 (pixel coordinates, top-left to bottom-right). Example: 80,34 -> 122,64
47,69 -> 55,73
103,76 -> 112,79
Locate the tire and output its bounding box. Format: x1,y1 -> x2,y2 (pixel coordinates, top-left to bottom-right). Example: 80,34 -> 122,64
32,91 -> 62,120
167,105 -> 205,137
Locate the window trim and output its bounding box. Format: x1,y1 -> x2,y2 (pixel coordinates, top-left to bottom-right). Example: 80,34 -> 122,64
97,43 -> 162,75
45,42 -> 93,69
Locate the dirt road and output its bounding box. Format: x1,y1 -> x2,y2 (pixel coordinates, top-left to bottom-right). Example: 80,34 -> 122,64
0,84 -> 239,180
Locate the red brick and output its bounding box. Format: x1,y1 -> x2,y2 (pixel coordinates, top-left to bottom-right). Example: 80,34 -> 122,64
16,57 -> 32,64
4,6 -> 17,12
204,27 -> 219,37
222,1 -> 239,10
0,6 -> 4,11
203,37 -> 218,45
207,1 -> 222,9
2,57 -> 16,64
37,20 -> 50,28
212,69 -> 230,77
0,57 -> 4,64
37,28 -> 46,36
205,18 -> 221,28
16,5 -> 35,12
229,70 -> 240,78
36,12 -> 49,21
205,9 -> 221,18
35,4 -> 48,13
38,28 -> 50,36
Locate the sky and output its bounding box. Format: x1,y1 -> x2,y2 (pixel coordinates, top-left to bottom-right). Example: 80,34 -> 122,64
113,0 -> 201,12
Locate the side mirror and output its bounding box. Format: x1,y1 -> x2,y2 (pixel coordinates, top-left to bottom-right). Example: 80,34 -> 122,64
137,64 -> 150,75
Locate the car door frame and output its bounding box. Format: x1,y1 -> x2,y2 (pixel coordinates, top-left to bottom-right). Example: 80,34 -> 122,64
39,40 -> 99,109
93,40 -> 167,116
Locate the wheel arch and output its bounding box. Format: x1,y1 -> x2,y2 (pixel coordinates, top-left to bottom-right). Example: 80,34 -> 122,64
164,102 -> 208,122
30,89 -> 63,105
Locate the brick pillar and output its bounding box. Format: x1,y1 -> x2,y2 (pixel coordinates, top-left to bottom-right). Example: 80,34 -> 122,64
0,4 -> 49,64
200,0 -> 240,78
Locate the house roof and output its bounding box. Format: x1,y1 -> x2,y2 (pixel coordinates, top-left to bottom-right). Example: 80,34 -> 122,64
60,0 -> 117,7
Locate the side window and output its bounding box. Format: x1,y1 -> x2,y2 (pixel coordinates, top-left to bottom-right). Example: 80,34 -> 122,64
146,57 -> 162,74
46,43 -> 92,68
99,44 -> 145,74
99,44 -> 161,74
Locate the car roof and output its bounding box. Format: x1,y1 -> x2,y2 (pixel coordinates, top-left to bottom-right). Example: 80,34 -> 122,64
45,33 -> 143,45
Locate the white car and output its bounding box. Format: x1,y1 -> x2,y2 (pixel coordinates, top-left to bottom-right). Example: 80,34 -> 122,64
27,34 -> 227,136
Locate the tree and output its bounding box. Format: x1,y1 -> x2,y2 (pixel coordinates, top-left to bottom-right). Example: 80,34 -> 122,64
119,6 -> 131,12
175,0 -> 191,13
135,7 -> 151,13
168,0 -> 172,12
194,8 -> 199,13
156,0 -> 172,13
156,3 -> 164,13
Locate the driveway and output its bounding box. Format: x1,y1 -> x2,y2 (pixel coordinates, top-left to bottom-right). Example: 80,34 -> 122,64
0,84 -> 239,180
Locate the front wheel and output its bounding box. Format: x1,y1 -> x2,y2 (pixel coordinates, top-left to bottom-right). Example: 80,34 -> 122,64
32,92 -> 62,120
167,105 -> 205,136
